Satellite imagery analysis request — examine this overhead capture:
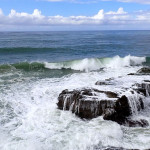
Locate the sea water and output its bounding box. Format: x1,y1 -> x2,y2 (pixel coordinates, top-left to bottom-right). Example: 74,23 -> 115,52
0,31 -> 150,150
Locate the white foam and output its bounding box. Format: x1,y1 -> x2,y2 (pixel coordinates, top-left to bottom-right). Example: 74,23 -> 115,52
44,55 -> 146,72
0,62 -> 150,150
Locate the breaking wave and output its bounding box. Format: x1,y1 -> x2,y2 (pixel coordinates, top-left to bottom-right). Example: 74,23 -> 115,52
0,55 -> 148,72
44,55 -> 147,72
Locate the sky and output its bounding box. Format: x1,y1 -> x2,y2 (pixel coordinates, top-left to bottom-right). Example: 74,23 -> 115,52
0,0 -> 150,31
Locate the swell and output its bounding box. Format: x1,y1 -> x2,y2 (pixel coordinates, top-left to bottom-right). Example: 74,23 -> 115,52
0,47 -> 67,54
0,55 -> 148,72
0,62 -> 46,71
145,57 -> 150,66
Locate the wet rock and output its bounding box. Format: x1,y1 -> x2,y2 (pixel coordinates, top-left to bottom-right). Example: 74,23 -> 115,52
105,77 -> 114,81
125,119 -> 149,127
137,67 -> 150,74
95,81 -> 113,85
144,80 -> 150,83
103,146 -> 140,150
103,147 -> 126,150
127,73 -> 135,75
57,89 -> 136,125
57,87 -> 148,127
104,91 -> 118,98
103,95 -> 132,125
135,82 -> 150,96
57,88 -> 118,119
93,145 -> 126,150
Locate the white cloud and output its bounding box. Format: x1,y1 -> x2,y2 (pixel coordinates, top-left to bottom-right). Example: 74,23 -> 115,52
93,9 -> 104,19
8,9 -> 44,18
0,8 -> 3,16
106,7 -> 127,15
0,7 -> 150,30
136,11 -> 150,21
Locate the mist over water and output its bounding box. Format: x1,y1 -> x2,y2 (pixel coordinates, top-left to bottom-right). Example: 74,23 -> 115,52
0,31 -> 150,150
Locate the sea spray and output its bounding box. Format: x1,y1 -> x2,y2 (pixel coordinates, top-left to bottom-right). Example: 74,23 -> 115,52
0,56 -> 150,150
0,55 -> 146,73
44,55 -> 146,72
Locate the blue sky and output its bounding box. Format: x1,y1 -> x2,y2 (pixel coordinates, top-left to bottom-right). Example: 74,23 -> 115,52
1,0 -> 150,16
0,0 -> 150,30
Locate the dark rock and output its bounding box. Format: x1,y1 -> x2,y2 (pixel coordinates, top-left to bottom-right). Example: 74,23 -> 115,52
135,82 -> 150,96
57,89 -> 135,125
137,67 -> 150,74
93,144 -> 139,150
105,77 -> 114,81
125,119 -> 149,127
138,98 -> 144,110
104,95 -> 132,125
103,146 -> 140,150
57,87 -> 147,127
135,88 -> 147,96
130,91 -> 134,94
57,88 -> 117,119
128,73 -> 135,75
104,91 -> 118,98
95,81 -> 113,85
103,147 -> 126,150
144,80 -> 150,83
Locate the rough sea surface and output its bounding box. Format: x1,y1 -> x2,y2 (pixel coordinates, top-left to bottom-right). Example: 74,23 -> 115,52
0,31 -> 150,150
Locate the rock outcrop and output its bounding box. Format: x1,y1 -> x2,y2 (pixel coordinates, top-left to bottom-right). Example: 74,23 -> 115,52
128,67 -> 150,76
57,81 -> 150,127
137,67 -> 150,74
135,81 -> 150,96
95,81 -> 113,85
57,88 -> 118,119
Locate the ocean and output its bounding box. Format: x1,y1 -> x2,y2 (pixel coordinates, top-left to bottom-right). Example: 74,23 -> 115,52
0,31 -> 150,150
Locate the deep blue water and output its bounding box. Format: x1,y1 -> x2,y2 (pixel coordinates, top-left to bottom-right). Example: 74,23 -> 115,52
0,31 -> 150,64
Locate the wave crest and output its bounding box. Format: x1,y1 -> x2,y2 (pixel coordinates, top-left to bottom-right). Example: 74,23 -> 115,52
0,55 -> 147,72
45,55 -> 146,72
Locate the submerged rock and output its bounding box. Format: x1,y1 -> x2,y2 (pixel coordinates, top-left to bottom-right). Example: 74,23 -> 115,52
124,119 -> 149,127
103,147 -> 125,150
127,73 -> 135,75
95,81 -> 113,85
105,77 -> 115,81
95,78 -> 115,85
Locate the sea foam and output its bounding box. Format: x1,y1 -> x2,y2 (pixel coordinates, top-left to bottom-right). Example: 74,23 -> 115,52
44,55 -> 146,72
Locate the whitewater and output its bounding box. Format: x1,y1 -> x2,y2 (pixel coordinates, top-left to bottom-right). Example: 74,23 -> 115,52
0,55 -> 150,150
0,31 -> 150,150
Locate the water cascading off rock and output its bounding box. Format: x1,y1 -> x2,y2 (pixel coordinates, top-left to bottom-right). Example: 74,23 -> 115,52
57,82 -> 150,127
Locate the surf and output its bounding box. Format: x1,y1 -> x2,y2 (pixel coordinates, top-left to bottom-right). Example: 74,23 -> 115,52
0,55 -> 147,73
